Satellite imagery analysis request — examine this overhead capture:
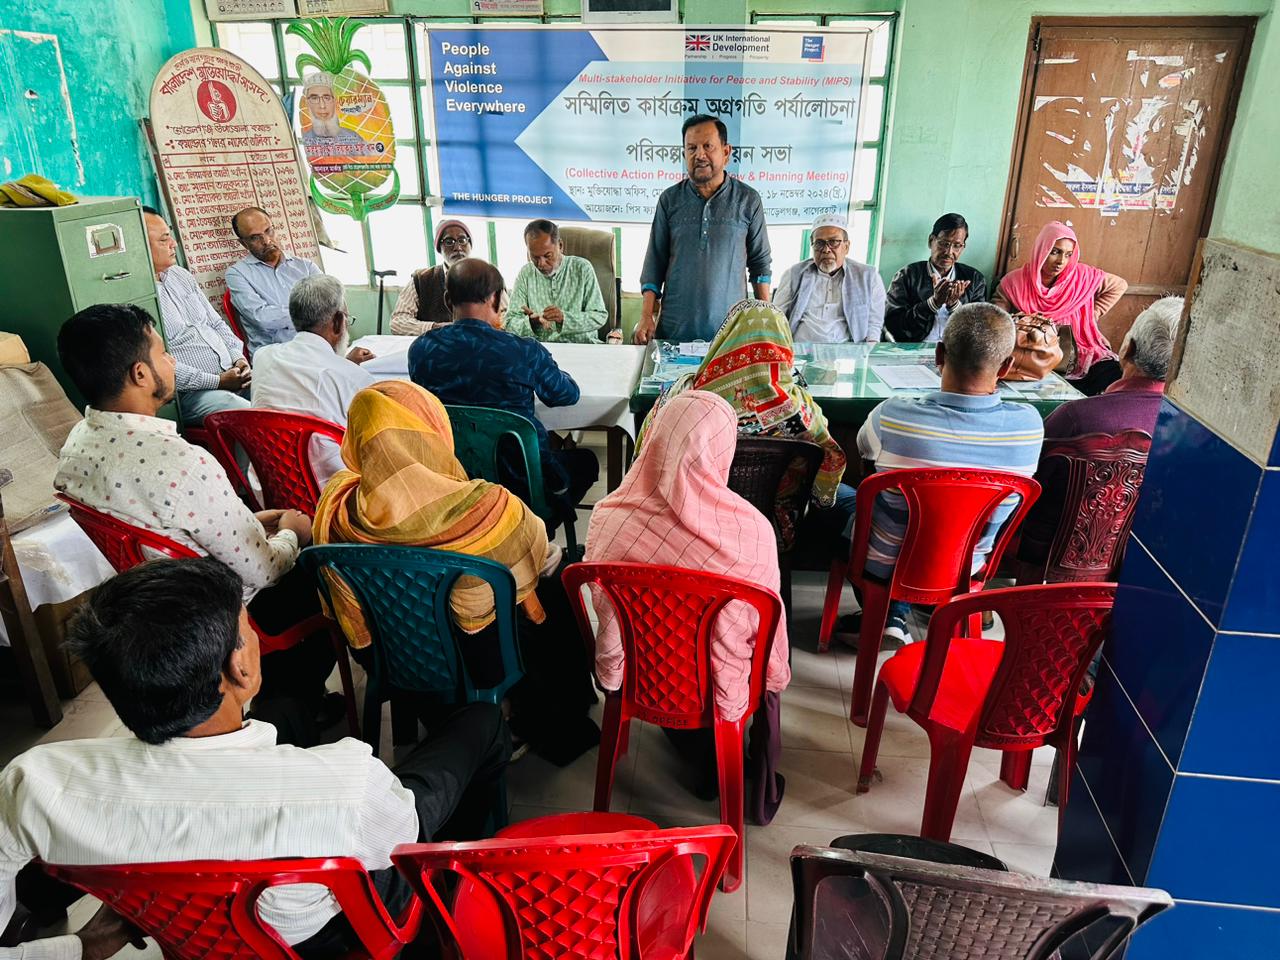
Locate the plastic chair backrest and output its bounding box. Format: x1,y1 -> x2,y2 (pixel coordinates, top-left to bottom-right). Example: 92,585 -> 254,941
1039,431 -> 1152,583
222,288 -> 251,358
56,493 -> 197,571
203,409 -> 345,514
911,583 -> 1116,746
392,825 -> 735,960
301,543 -> 523,702
562,561 -> 782,728
727,436 -> 825,551
788,845 -> 1171,960
850,468 -> 1040,604
560,224 -> 618,336
445,405 -> 550,518
44,857 -> 420,960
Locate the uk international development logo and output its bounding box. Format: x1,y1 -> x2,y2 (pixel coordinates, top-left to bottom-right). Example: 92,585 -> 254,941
685,34 -> 712,52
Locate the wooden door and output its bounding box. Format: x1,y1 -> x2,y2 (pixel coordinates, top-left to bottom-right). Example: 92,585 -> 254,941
998,20 -> 1253,345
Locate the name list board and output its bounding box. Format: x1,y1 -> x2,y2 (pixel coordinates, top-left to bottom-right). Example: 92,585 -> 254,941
150,48 -> 319,305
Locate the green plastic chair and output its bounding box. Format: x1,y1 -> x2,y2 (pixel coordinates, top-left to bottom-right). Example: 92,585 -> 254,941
300,543 -> 524,760
445,404 -> 582,558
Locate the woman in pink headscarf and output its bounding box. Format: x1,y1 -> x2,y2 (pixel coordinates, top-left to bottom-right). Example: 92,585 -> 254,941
585,389 -> 790,823
993,221 -> 1128,395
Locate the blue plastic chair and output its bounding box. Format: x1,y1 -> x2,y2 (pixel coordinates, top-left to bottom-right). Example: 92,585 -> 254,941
445,404 -> 582,558
300,544 -> 524,760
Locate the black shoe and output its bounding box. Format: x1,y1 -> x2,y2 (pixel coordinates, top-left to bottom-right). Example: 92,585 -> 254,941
314,692 -> 348,729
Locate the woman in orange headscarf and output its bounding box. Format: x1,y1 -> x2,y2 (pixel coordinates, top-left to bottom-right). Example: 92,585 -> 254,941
314,380 -> 598,764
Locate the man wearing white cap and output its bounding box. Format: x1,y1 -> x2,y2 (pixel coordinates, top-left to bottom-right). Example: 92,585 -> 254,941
773,213 -> 885,343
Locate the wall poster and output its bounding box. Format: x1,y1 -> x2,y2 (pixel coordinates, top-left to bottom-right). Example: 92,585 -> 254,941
423,25 -> 871,225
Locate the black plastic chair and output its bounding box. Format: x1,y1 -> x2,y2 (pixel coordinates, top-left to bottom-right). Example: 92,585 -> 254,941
831,832 -> 1008,872
788,845 -> 1172,960
727,436 -> 825,615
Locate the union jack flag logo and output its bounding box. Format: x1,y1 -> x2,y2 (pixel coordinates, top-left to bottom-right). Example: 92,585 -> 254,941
685,34 -> 711,52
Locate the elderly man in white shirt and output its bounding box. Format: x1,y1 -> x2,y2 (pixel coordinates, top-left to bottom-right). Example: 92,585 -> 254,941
225,207 -> 322,358
0,559 -> 509,960
251,274 -> 376,487
143,207 -> 252,424
773,212 -> 885,344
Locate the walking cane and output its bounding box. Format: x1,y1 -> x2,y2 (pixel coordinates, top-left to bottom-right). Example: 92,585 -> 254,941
373,269 -> 397,335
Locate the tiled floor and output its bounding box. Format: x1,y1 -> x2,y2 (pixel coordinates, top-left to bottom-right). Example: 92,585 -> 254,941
0,440 -> 1059,956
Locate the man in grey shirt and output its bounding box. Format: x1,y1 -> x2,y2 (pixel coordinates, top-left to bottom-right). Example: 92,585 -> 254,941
636,115 -> 772,344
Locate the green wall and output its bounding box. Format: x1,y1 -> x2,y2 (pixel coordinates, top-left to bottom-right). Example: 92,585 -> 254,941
1209,3 -> 1280,252
0,1 -> 199,206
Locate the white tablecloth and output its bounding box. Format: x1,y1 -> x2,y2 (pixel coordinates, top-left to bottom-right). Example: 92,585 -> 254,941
0,512 -> 114,646
352,335 -> 646,436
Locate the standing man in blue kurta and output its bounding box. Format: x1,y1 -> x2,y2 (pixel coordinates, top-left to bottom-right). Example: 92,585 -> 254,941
225,207 -> 321,358
636,114 -> 772,344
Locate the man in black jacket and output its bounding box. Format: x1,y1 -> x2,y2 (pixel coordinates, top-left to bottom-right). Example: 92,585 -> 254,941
884,213 -> 988,342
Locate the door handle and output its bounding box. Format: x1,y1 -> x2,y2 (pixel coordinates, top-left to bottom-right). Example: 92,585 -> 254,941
1010,234 -> 1020,262
103,271 -> 132,281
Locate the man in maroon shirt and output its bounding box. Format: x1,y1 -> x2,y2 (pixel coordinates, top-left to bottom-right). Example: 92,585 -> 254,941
1018,296 -> 1183,569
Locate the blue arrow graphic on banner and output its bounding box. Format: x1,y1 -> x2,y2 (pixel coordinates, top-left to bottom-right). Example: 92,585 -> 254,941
430,29 -> 605,220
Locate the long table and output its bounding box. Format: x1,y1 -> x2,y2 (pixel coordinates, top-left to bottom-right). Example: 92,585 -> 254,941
629,341 -> 1084,428
353,335 -> 648,489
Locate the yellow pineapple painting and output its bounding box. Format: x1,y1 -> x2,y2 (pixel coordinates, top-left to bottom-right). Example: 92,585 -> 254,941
290,17 -> 399,219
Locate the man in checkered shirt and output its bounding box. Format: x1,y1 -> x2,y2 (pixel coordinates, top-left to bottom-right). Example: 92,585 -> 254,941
143,206 -> 252,425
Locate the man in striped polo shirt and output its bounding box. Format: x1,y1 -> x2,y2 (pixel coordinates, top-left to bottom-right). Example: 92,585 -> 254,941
840,302 -> 1044,642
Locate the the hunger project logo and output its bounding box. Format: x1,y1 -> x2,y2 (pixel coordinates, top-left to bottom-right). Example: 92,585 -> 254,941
801,35 -> 825,62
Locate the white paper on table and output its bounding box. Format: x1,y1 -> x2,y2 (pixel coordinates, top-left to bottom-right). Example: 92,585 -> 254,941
872,363 -> 941,390
678,341 -> 711,357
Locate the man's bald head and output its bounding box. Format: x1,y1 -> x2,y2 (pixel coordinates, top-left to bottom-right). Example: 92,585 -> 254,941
444,257 -> 506,328
936,302 -> 1017,394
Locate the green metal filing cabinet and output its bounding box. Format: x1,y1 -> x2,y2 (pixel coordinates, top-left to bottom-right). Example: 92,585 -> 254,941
0,197 -> 159,409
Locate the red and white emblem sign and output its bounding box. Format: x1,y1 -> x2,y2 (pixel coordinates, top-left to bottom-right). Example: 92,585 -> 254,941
196,79 -> 237,123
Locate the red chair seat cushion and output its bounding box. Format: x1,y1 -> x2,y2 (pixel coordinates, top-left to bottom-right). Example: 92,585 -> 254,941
879,637 -> 1005,732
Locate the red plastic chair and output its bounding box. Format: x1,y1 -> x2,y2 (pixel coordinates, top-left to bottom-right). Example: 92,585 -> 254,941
1018,431 -> 1152,584
392,823 -> 736,960
43,857 -> 420,960
223,287 -> 251,361
561,562 -> 783,893
181,424 -> 245,493
857,582 -> 1116,842
203,409 -> 345,514
56,494 -> 357,733
817,468 -> 1040,726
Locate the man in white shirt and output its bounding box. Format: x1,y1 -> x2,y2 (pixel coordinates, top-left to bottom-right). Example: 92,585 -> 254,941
53,303 -> 336,741
252,274 -> 376,486
143,207 -> 252,424
0,559 -> 509,959
773,212 -> 885,344
225,207 -> 322,357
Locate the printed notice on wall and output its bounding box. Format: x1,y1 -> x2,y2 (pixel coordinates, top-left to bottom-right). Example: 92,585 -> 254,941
203,0 -> 292,21
1167,239 -> 1280,465
296,0 -> 390,15
423,25 -> 870,225
150,48 -> 320,305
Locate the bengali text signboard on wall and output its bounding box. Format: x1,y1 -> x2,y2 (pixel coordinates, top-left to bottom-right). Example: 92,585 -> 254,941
150,48 -> 320,304
423,26 -> 870,225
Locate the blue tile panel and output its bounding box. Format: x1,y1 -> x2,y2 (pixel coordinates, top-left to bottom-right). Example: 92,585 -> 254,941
1054,767 -> 1133,889
1126,900 -> 1280,960
1181,632 -> 1280,780
1221,470 -> 1280,635
1130,399 -> 1261,626
1146,774 -> 1280,909
1071,662 -> 1174,884
1106,538 -> 1217,767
